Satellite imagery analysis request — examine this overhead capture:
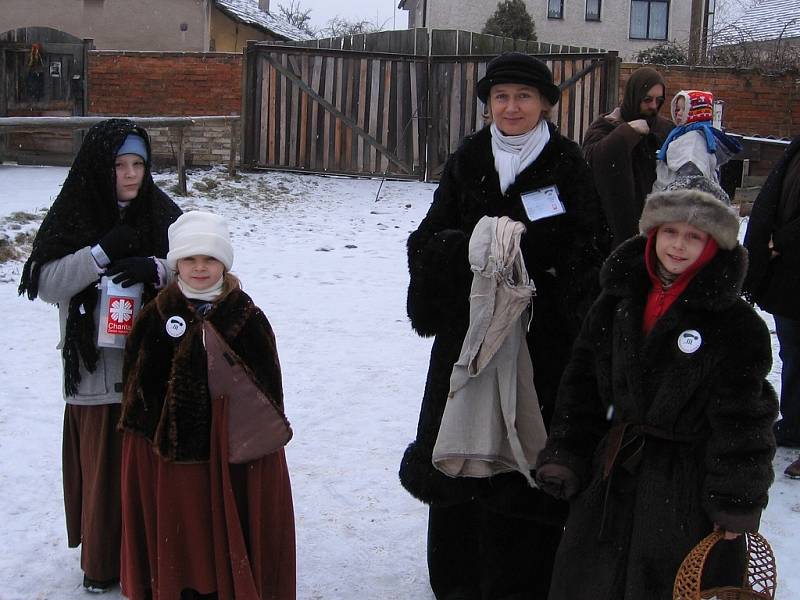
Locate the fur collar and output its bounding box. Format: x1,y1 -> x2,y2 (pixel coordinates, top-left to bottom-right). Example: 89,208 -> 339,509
154,281 -> 255,340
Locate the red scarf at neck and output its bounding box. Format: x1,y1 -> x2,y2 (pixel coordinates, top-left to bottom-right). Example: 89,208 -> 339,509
642,230 -> 718,335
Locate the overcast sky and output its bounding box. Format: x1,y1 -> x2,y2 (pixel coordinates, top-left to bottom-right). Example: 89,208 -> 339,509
281,0 -> 408,32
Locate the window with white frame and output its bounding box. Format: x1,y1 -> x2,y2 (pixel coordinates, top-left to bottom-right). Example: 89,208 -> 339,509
548,0 -> 564,19
586,0 -> 601,20
630,0 -> 668,39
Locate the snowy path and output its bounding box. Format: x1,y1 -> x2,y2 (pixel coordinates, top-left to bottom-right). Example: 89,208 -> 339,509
0,164 -> 796,599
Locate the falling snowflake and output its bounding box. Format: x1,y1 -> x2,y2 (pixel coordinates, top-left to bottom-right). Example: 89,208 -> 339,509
110,298 -> 133,323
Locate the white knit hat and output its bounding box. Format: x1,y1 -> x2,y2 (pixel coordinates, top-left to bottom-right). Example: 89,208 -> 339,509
166,211 -> 234,271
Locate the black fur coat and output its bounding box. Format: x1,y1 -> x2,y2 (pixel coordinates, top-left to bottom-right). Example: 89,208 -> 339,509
743,135 -> 800,319
119,282 -> 283,463
400,124 -> 608,520
538,236 -> 777,600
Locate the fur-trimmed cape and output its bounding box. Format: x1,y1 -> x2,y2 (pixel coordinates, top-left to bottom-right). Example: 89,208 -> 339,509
119,282 -> 283,463
537,235 -> 777,600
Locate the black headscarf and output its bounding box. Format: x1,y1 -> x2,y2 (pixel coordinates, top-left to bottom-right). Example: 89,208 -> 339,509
620,67 -> 666,123
19,118 -> 182,395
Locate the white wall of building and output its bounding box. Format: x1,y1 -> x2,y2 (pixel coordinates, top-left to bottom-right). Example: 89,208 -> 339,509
403,0 -> 692,60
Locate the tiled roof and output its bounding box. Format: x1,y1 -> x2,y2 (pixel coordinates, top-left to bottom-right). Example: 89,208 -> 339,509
214,0 -> 314,41
713,0 -> 800,45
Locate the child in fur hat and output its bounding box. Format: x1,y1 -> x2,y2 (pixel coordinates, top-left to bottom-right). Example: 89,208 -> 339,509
653,89 -> 742,193
118,211 -> 296,600
535,181 -> 777,600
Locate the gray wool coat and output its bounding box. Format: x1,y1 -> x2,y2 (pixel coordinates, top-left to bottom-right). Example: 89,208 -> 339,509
38,247 -> 169,405
38,246 -> 124,405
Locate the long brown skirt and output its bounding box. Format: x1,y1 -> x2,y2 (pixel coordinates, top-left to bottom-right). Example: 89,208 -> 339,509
62,402 -> 123,582
120,399 -> 296,600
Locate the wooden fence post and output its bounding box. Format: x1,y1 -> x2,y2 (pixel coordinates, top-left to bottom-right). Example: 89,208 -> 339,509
175,126 -> 187,195
604,51 -> 620,113
229,119 -> 237,176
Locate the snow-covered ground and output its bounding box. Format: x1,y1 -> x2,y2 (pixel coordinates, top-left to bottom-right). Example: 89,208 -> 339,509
0,164 -> 796,599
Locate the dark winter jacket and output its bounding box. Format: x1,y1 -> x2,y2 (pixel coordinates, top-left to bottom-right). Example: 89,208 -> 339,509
537,235 -> 777,600
583,113 -> 674,247
119,281 -> 283,463
743,135 -> 800,319
400,123 -> 608,520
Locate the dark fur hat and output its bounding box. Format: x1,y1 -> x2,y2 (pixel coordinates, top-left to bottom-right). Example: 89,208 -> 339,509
639,188 -> 740,250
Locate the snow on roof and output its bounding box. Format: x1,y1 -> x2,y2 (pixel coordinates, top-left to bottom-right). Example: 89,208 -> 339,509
713,0 -> 800,45
214,0 -> 314,41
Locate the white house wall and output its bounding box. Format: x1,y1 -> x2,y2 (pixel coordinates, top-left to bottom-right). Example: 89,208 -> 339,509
418,0 -> 692,60
0,0 -> 209,51
426,0 -> 497,34
524,0 -> 692,60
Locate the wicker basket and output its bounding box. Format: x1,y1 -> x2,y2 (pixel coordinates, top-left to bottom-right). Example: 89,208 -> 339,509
673,531 -> 776,600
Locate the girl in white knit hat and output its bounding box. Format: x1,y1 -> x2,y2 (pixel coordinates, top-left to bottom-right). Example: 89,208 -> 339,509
118,211 -> 296,600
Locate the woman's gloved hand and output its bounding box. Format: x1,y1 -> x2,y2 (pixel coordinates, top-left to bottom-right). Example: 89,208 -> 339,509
107,257 -> 157,287
535,463 -> 580,501
98,224 -> 139,261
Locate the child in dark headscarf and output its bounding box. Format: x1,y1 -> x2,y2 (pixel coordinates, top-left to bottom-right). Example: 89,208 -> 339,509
18,118 -> 181,593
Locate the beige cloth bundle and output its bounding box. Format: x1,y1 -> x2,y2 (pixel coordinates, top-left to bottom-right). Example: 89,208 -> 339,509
432,216 -> 547,486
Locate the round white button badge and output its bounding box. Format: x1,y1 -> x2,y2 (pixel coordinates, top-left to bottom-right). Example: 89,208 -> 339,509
165,315 -> 187,338
677,329 -> 702,354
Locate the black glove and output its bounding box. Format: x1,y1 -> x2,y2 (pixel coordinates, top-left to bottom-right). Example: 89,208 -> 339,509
107,257 -> 158,288
535,463 -> 580,501
98,224 -> 140,261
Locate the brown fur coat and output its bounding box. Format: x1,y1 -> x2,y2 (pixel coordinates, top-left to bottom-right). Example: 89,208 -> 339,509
119,281 -> 283,462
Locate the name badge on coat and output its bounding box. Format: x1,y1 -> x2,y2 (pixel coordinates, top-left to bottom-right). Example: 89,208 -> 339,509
520,185 -> 565,222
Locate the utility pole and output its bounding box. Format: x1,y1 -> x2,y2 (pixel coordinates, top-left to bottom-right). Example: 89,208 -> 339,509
688,0 -> 707,64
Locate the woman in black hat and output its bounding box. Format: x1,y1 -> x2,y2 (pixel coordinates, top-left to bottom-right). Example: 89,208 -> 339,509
399,52 -> 608,598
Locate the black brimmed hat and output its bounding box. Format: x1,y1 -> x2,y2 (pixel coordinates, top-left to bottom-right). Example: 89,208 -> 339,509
476,52 -> 560,105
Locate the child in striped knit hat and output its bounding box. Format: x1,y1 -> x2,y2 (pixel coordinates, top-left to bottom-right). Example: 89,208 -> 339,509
653,89 -> 742,192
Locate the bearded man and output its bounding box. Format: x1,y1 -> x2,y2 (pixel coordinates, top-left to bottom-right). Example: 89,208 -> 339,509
583,67 -> 674,247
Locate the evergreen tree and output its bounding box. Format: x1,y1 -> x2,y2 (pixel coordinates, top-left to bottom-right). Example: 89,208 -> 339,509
483,0 -> 536,41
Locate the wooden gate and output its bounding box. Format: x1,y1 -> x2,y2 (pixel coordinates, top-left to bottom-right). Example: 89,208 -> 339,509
242,45 -> 427,179
242,31 -> 619,181
0,27 -> 91,163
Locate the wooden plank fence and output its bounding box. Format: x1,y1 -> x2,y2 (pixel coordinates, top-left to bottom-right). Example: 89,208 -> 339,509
243,46 -> 427,178
242,29 -> 619,181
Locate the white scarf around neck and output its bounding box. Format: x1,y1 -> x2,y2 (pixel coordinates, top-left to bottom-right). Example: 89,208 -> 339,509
491,119 -> 550,194
177,275 -> 224,301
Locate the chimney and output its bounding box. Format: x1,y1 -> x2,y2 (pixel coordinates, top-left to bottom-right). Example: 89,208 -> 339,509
259,0 -> 270,12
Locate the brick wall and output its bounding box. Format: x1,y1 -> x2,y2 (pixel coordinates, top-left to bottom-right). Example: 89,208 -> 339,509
84,54 -> 798,172
88,51 -> 242,166
620,63 -> 800,139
